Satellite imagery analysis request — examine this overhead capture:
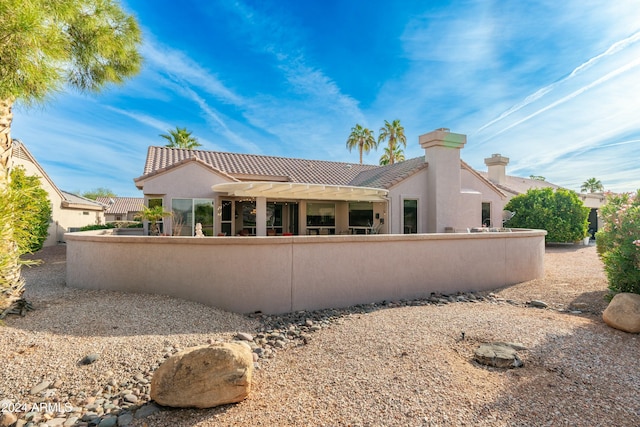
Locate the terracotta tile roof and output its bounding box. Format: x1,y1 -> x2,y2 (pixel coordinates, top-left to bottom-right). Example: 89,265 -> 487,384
96,197 -> 145,214
140,146 -> 410,187
349,157 -> 427,188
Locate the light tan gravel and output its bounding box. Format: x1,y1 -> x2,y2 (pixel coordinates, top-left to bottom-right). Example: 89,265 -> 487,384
2,244 -> 639,426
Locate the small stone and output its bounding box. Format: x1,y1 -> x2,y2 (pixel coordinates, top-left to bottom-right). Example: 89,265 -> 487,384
30,380 -> 51,395
529,300 -> 548,308
133,373 -> 145,382
79,353 -> 99,365
46,418 -> 67,427
236,332 -> 254,342
0,411 -> 18,427
63,417 -> 79,427
123,394 -> 138,404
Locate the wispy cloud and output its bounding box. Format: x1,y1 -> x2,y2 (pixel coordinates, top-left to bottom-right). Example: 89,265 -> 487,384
477,30 -> 640,134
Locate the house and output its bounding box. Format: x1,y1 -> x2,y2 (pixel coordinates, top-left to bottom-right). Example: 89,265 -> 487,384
10,139 -> 105,246
133,129 -> 507,237
96,197 -> 144,222
481,153 -> 604,234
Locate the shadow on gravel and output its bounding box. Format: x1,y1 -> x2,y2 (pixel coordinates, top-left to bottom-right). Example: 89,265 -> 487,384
481,321 -> 640,426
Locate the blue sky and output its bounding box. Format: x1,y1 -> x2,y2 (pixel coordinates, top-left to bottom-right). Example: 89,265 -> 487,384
11,0 -> 640,196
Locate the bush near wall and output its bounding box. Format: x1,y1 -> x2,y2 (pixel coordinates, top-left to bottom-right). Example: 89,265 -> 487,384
504,187 -> 589,243
10,166 -> 52,253
596,190 -> 640,295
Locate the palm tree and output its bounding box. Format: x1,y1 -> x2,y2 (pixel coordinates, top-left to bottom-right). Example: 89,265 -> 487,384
0,0 -> 142,316
135,205 -> 173,236
379,146 -> 406,165
160,127 -> 202,149
346,124 -> 377,164
581,178 -> 604,193
378,119 -> 407,165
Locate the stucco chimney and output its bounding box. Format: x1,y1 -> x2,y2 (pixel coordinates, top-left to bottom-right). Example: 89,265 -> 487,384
484,153 -> 509,185
420,128 -> 466,233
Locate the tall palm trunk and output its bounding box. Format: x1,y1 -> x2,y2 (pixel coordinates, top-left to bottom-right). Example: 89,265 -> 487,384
0,97 -> 26,318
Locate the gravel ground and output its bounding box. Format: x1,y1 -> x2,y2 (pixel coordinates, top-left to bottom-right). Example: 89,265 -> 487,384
1,244 -> 639,426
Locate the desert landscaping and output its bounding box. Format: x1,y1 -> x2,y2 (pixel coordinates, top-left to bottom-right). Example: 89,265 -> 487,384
1,244 -> 639,427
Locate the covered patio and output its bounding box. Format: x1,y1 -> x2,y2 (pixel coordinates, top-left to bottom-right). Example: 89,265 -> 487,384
211,182 -> 389,237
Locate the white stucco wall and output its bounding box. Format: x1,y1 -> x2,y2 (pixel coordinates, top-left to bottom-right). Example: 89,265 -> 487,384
461,169 -> 506,228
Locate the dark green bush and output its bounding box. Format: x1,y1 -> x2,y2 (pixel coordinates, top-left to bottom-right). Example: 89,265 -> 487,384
504,187 -> 589,243
10,166 -> 52,253
596,190 -> 640,295
79,223 -> 117,231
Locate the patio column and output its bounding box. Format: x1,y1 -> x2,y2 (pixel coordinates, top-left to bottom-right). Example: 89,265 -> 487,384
420,128 -> 466,233
256,196 -> 267,236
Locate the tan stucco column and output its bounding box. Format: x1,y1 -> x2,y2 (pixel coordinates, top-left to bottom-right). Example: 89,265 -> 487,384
420,128 -> 467,233
256,197 -> 267,236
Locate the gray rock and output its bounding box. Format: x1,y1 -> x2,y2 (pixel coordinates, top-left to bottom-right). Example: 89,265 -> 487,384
79,353 -> 100,365
474,343 -> 524,368
529,300 -> 548,308
116,412 -> 134,426
30,380 -> 51,395
134,403 -> 160,419
97,416 -> 118,427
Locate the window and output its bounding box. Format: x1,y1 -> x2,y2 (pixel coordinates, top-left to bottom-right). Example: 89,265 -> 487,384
307,203 -> 335,226
267,202 -> 284,234
403,199 -> 418,234
220,200 -> 233,236
172,198 -> 214,236
482,202 -> 491,227
349,202 -> 373,227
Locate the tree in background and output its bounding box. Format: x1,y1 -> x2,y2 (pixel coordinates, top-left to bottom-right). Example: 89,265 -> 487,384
379,146 -> 406,166
504,188 -> 589,243
82,187 -> 117,200
529,175 -> 546,181
596,190 -> 640,295
378,119 -> 406,165
0,0 -> 142,316
581,177 -> 604,193
160,127 -> 202,149
10,167 -> 52,253
346,124 -> 377,164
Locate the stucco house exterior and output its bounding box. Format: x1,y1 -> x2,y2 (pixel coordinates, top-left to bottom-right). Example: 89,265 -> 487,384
96,197 -> 144,222
134,129 -> 508,237
481,153 -> 604,235
10,139 -> 105,246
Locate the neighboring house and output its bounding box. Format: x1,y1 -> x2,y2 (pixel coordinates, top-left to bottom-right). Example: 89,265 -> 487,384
134,129 -> 507,237
10,140 -> 105,246
96,197 -> 144,222
480,153 -> 604,234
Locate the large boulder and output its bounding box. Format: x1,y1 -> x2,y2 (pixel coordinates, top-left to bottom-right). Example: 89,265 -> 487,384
603,293 -> 640,333
150,342 -> 253,408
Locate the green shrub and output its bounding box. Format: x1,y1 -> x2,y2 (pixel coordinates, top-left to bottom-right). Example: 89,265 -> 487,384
79,223 -> 117,231
596,190 -> 640,295
504,187 -> 589,243
10,167 -> 52,253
